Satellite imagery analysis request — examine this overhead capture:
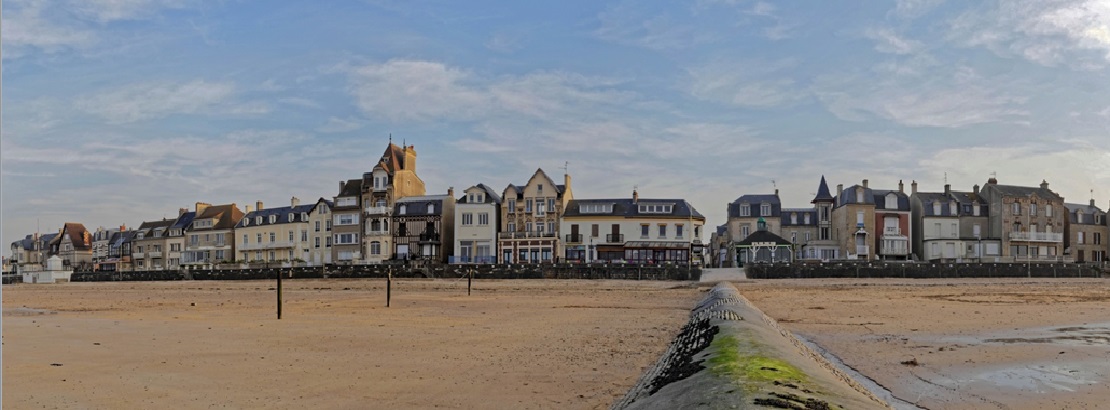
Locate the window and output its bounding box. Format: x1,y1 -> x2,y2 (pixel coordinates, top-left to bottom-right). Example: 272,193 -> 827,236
791,213 -> 797,224
592,224 -> 599,237
462,213 -> 473,225
508,200 -> 516,213
933,202 -> 941,215
641,224 -> 649,238
427,204 -> 435,214
243,234 -> 248,244
478,213 -> 489,225
337,197 -> 357,207
336,214 -> 358,225
536,222 -> 545,233
1078,232 -> 1085,244
256,216 -> 263,225
536,202 -> 546,216
1045,205 -> 1053,217
1030,203 -> 1038,216
950,223 -> 957,237
399,205 -> 407,215
949,202 -> 957,215
326,221 -> 332,231
740,204 -> 751,216
548,199 -> 556,213
934,223 -> 942,237
805,232 -> 811,242
741,225 -> 750,238
856,189 -> 864,203
315,237 -> 320,248
548,222 -> 555,233
1012,202 -> 1021,215
370,241 -> 381,255
761,203 -> 771,216
973,224 -> 981,237
242,219 -> 249,226
856,211 -> 864,225
215,250 -> 225,261
507,222 -> 516,232
819,227 -> 829,240
886,194 -> 898,209
270,233 -> 276,243
676,224 -> 684,238
804,213 -> 811,224
1095,232 -> 1102,245
639,204 -> 673,214
525,200 -> 533,213
287,214 -> 294,223
335,233 -> 357,245
257,233 -> 263,243
288,231 -> 294,242
301,230 -> 307,242
791,232 -> 797,243
315,221 -> 321,232
658,224 -> 667,238
190,234 -> 198,245
580,204 -> 613,213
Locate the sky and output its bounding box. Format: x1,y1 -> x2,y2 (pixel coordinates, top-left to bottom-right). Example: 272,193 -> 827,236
3,0 -> 1109,251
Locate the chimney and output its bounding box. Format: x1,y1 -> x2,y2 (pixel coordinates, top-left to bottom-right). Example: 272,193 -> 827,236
837,184 -> 844,198
403,145 -> 417,171
911,180 -> 918,195
339,180 -> 346,193
1040,179 -> 1049,190
447,187 -> 454,198
862,179 -> 869,189
291,196 -> 300,207
245,205 -> 252,213
1092,198 -> 1096,207
179,207 -> 188,216
898,180 -> 904,193
944,184 -> 951,195
195,202 -> 210,214
774,188 -> 779,196
564,173 -> 572,193
632,189 -> 639,203
120,224 -> 126,232
973,184 -> 980,195
987,176 -> 998,185
256,200 -> 264,211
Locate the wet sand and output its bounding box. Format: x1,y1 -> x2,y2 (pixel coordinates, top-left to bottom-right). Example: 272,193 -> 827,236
738,278 -> 1110,410
2,279 -> 701,409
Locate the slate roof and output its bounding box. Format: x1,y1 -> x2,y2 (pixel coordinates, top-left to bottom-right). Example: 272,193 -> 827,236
812,176 -> 835,203
780,208 -> 818,226
172,212 -> 196,231
987,183 -> 1063,201
193,204 -> 245,230
13,235 -> 36,251
872,190 -> 911,211
394,195 -> 449,217
715,224 -> 728,235
562,198 -> 705,219
458,183 -> 502,204
728,194 -> 781,218
1065,203 -> 1106,225
39,233 -> 58,248
338,179 -> 363,198
735,229 -> 793,246
237,204 -> 317,227
376,143 -> 407,174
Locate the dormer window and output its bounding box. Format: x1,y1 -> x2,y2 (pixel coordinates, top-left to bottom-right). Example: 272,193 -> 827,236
256,216 -> 263,225
791,213 -> 797,224
269,215 -> 277,224
579,203 -> 612,213
949,201 -> 957,215
885,193 -> 898,209
301,212 -> 308,220
740,204 -> 751,217
760,203 -> 771,216
243,218 -> 249,226
856,189 -> 864,203
933,201 -> 941,215
288,214 -> 294,223
427,204 -> 435,214
973,202 -> 981,216
399,205 -> 407,215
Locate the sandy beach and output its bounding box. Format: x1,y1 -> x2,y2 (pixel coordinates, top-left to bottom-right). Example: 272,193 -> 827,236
2,279 -> 700,409
738,278 -> 1110,410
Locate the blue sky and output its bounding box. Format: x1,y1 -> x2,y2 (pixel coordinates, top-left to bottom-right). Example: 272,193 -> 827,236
3,0 -> 1109,248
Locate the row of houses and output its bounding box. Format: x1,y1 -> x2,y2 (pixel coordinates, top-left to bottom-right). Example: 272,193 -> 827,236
711,177 -> 1109,266
8,141 -> 708,273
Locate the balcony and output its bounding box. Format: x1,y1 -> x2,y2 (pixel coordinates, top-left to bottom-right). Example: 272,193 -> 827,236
605,234 -> 624,243
366,205 -> 391,215
565,234 -> 583,243
366,229 -> 390,236
148,251 -> 163,258
498,232 -> 558,240
239,241 -> 296,251
883,227 -> 902,235
132,252 -> 144,259
418,233 -> 441,243
1009,232 -> 1063,242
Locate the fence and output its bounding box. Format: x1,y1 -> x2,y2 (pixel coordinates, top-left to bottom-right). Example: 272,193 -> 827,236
746,261 -> 1107,279
68,262 -> 701,282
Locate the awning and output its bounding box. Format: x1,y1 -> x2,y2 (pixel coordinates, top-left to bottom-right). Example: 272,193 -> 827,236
624,241 -> 690,249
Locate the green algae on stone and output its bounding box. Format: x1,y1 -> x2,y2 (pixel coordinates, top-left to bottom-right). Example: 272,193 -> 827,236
706,334 -> 808,384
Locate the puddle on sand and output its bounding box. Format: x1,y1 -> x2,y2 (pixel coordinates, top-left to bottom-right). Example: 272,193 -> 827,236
982,323 -> 1110,347
796,335 -> 926,410
962,364 -> 1100,393
2,307 -> 58,316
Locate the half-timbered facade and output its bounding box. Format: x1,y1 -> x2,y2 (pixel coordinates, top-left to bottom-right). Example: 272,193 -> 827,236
392,192 -> 455,262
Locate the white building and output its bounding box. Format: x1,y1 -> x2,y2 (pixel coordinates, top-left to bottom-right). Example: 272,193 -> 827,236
236,197 -> 326,266
453,184 -> 500,263
560,190 -> 706,265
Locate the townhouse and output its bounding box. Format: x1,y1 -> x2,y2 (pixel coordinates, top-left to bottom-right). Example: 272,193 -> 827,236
498,169 -> 573,263
183,202 -> 245,267
332,179 -> 361,263
560,190 -> 705,265
91,226 -> 122,268
48,223 -> 94,270
454,184 -> 500,263
727,192 -> 781,241
979,178 -> 1066,261
1064,199 -> 1108,262
9,234 -> 48,273
807,176 -> 840,260
830,179 -> 912,260
131,218 -> 175,270
391,191 -> 455,262
362,142 -> 427,263
911,183 -> 996,262
237,197 -> 317,265
306,198 -> 334,265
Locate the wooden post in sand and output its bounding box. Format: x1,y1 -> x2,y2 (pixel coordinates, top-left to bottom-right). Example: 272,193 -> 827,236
468,267 -> 473,296
386,265 -> 392,308
276,268 -> 283,320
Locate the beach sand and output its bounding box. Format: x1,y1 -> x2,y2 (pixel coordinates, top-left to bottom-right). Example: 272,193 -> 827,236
738,278 -> 1110,410
2,279 -> 701,409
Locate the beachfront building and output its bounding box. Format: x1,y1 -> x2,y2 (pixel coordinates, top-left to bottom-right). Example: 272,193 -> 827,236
9,233 -> 52,273
911,183 -> 996,262
306,198 -> 334,266
727,192 -> 782,241
560,190 -> 705,265
979,178 -> 1066,261
362,142 -> 427,263
48,223 -> 94,271
237,197 -> 318,265
498,169 -> 573,264
332,179 -> 362,263
708,224 -> 730,267
1065,200 -> 1108,262
91,226 -> 122,268
454,184 -> 500,264
131,218 -> 174,270
735,218 -> 793,265
182,202 -> 245,268
392,191 -> 455,262
780,207 -> 817,261
830,179 -> 912,260
807,176 -> 840,261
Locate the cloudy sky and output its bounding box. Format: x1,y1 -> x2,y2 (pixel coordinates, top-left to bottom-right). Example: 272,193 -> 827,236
3,0 -> 1109,249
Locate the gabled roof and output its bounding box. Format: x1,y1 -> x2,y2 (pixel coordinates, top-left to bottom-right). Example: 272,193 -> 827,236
54,223 -> 92,250
193,204 -> 244,230
735,229 -> 793,246
562,198 -> 705,219
812,176 -> 835,203
458,183 -> 502,204
375,143 -> 407,174
338,179 -> 363,198
172,212 -> 197,231
237,204 -> 317,227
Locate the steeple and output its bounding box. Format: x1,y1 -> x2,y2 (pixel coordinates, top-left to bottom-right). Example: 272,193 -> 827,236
811,175 -> 834,203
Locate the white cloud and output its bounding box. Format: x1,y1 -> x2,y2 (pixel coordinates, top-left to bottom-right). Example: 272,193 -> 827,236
317,116 -> 365,133
594,3 -> 717,50
67,0 -> 190,23
1,0 -> 97,58
949,0 -> 1110,67
277,97 -> 323,109
865,27 -> 924,55
813,65 -> 1028,128
75,80 -> 238,123
685,58 -> 808,107
892,0 -> 946,19
348,59 -> 489,121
